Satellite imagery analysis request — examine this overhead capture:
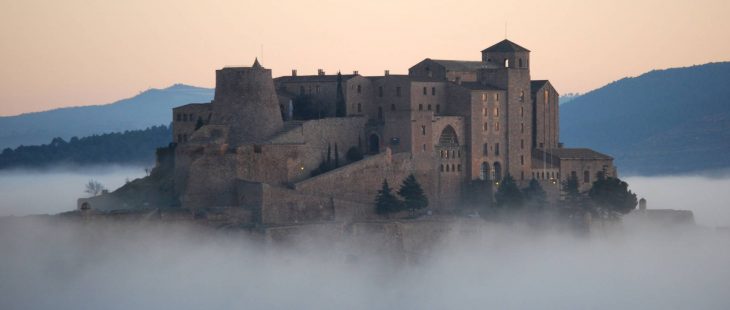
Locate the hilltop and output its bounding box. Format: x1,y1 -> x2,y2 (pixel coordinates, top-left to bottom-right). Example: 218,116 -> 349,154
560,62 -> 730,175
0,84 -> 213,150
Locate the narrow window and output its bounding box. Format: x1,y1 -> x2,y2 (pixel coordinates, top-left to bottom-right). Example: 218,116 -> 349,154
521,139 -> 524,149
494,107 -> 499,117
446,165 -> 450,172
521,171 -> 524,180
431,87 -> 436,95
521,123 -> 524,133
357,85 -> 361,94
421,125 -> 426,135
483,122 -> 488,131
422,144 -> 426,151
504,59 -> 509,68
457,164 -> 462,172
482,93 -> 487,102
436,104 -> 440,113
520,155 -> 524,165
427,104 -> 432,111
419,104 -> 423,111
440,164 -> 444,172
520,90 -> 525,102
520,107 -> 524,117
483,108 -> 488,116
495,143 -> 500,156
518,58 -> 523,68
423,87 -> 427,95
182,114 -> 187,122
357,103 -> 362,113
495,122 -> 500,131
483,143 -> 488,155
495,93 -> 499,101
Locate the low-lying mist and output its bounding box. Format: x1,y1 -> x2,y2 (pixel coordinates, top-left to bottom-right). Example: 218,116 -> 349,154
0,217 -> 728,309
0,165 -> 145,216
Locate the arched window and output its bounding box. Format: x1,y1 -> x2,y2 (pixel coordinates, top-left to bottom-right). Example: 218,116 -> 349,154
438,126 -> 459,146
494,162 -> 503,181
504,59 -> 510,68
480,162 -> 490,180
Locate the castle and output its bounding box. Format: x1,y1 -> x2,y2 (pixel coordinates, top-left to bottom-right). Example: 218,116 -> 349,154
166,39 -> 615,225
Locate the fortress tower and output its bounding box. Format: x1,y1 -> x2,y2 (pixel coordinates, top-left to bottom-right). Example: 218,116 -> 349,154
210,59 -> 284,144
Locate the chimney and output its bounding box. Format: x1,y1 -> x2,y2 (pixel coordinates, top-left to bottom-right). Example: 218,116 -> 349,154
318,69 -> 325,76
353,70 -> 359,75
384,70 -> 390,76
291,69 -> 297,76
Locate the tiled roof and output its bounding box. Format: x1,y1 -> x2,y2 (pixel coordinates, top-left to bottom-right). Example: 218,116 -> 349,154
428,59 -> 497,71
481,39 -> 530,53
530,80 -> 549,93
274,74 -> 356,83
544,148 -> 613,160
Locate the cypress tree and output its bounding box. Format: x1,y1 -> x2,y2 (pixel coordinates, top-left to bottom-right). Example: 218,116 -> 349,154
397,174 -> 428,214
334,143 -> 340,168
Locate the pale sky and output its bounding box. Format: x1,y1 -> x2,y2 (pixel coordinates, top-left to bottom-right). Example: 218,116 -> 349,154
1,0 -> 729,116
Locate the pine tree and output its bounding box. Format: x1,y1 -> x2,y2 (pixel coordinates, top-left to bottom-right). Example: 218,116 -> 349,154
335,72 -> 346,117
523,178 -> 548,209
495,174 -> 524,208
375,179 -> 401,215
397,174 -> 428,214
588,174 -> 637,217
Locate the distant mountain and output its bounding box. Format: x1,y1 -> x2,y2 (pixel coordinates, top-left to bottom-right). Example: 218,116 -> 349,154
560,62 -> 730,175
0,84 -> 213,150
0,125 -> 171,169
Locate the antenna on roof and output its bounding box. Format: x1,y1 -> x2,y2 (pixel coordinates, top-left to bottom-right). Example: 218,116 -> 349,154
504,22 -> 508,39
260,44 -> 264,63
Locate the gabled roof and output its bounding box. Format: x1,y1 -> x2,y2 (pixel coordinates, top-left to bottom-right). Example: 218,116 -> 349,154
274,74 -> 357,83
428,59 -> 497,71
459,82 -> 504,91
481,39 -> 530,53
544,148 -> 613,160
530,80 -> 550,93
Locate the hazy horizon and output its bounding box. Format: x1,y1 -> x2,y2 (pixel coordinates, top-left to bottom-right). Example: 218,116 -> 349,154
2,0 -> 730,116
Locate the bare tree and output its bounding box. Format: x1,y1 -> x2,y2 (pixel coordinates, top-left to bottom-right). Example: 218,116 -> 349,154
84,180 -> 106,196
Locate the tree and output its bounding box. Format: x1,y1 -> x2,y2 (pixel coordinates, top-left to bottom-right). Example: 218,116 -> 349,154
375,179 -> 402,215
334,143 -> 340,168
84,180 -> 106,196
588,174 -> 638,218
397,174 -> 428,214
335,72 -> 346,117
523,178 -> 547,209
495,174 -> 524,208
562,175 -> 583,209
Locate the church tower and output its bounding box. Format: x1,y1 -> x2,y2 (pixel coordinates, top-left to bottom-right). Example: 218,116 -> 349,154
481,39 -> 530,69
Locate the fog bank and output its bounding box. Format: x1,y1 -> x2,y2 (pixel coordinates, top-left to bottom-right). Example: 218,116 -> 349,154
0,166 -> 144,216
0,218 -> 728,309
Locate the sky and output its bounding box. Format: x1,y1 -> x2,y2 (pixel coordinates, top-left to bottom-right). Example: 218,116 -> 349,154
1,0 -> 729,116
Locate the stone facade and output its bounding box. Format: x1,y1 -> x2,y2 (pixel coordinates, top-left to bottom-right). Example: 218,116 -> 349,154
166,39 -> 616,225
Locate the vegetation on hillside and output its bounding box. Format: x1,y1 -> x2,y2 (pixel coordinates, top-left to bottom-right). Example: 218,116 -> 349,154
0,125 -> 171,169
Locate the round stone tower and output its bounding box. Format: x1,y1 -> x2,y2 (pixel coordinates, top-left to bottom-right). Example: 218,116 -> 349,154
210,58 -> 284,144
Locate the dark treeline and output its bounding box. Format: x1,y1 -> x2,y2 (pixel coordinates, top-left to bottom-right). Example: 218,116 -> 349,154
0,125 -> 171,169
